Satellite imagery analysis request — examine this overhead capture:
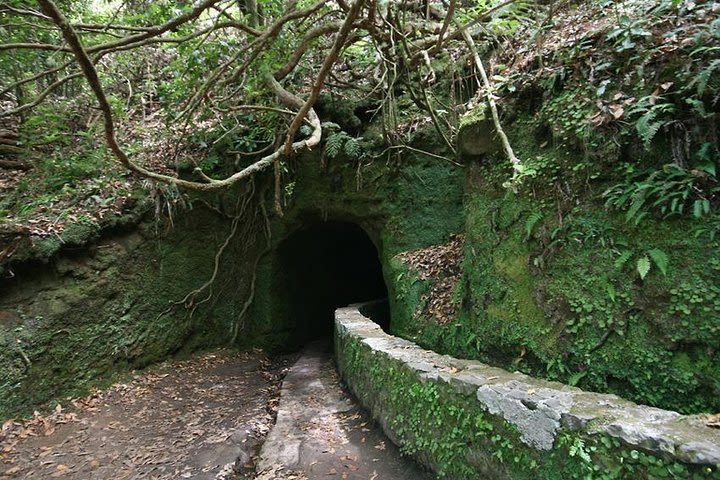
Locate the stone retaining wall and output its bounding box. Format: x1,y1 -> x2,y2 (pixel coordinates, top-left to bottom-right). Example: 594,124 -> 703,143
335,305 -> 720,479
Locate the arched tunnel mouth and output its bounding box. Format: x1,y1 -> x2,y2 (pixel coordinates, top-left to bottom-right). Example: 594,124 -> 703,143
273,221 -> 390,345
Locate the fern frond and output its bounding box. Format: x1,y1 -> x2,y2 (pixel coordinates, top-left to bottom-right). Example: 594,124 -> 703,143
615,250 -> 633,270
525,212 -> 543,240
647,249 -> 668,276
325,132 -> 347,159
691,59 -> 720,96
636,256 -> 651,280
343,137 -> 362,159
635,109 -> 664,149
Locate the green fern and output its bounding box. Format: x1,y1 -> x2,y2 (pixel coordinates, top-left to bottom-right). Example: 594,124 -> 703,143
616,249 -> 669,280
635,104 -> 674,149
614,250 -> 633,270
636,255 -> 651,280
525,212 -> 543,240
647,248 -> 668,276
627,97 -> 675,150
325,132 -> 347,158
343,137 -> 363,159
604,165 -> 716,224
325,129 -> 363,160
690,59 -> 720,97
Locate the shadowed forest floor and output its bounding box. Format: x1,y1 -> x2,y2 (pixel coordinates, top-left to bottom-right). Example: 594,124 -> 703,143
0,350 -> 294,479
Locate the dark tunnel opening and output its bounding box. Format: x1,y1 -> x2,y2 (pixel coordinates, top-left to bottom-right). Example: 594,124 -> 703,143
275,221 -> 389,344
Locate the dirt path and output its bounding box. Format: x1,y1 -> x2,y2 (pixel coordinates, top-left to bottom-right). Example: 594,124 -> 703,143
2,343 -> 431,480
256,341 -> 431,480
0,350 -> 294,480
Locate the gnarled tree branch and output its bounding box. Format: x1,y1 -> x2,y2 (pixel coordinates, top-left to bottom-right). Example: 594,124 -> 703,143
37,0 -> 322,192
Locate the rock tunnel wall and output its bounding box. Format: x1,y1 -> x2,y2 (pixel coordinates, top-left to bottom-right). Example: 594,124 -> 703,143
248,221 -> 388,349
335,304 -> 720,480
0,205 -> 256,419
244,145 -> 464,350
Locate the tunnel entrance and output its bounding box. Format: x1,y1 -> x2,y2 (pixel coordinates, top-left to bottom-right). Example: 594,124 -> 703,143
273,221 -> 389,345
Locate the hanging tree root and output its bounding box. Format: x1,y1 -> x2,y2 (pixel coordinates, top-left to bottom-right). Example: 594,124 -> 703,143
230,192 -> 272,345
458,22 -> 522,178
153,179 -> 257,324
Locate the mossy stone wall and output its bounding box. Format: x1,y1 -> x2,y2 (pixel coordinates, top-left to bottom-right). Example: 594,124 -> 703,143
246,145 -> 465,350
336,305 -> 720,480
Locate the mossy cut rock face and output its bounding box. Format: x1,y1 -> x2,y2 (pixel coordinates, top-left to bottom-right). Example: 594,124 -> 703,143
0,208 -> 243,419
393,116 -> 720,415
457,108 -> 500,159
0,125 -> 466,418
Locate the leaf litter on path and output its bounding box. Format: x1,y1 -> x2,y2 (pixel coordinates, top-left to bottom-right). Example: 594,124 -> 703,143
0,349 -> 295,480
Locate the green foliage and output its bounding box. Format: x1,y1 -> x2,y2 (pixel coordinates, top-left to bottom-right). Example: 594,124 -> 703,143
525,212 -> 543,240
666,262 -> 720,340
690,58 -> 720,97
322,122 -> 364,160
614,248 -> 668,280
692,214 -> 720,240
636,255 -> 651,280
555,433 -> 718,480
550,214 -> 617,248
512,154 -> 561,187
605,14 -> 651,52
647,248 -> 668,276
604,165 -> 718,224
627,96 -> 676,149
41,148 -> 108,191
536,88 -> 596,147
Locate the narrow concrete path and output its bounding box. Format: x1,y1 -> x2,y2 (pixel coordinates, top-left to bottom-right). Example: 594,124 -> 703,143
256,341 -> 431,480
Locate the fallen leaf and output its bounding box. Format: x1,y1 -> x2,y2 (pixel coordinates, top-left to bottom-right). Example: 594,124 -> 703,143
707,414 -> 720,428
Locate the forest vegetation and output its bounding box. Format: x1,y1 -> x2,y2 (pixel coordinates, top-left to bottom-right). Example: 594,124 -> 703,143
1,0 -> 720,428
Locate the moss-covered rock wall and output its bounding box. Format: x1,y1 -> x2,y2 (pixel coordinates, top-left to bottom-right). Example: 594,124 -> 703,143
0,117 -> 467,419
246,141 -> 465,350
0,206 -> 248,418
387,113 -> 720,415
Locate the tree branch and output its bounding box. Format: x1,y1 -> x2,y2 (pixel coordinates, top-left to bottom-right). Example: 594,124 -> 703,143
459,23 -> 521,170
283,0 -> 365,155
37,0 -> 322,192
